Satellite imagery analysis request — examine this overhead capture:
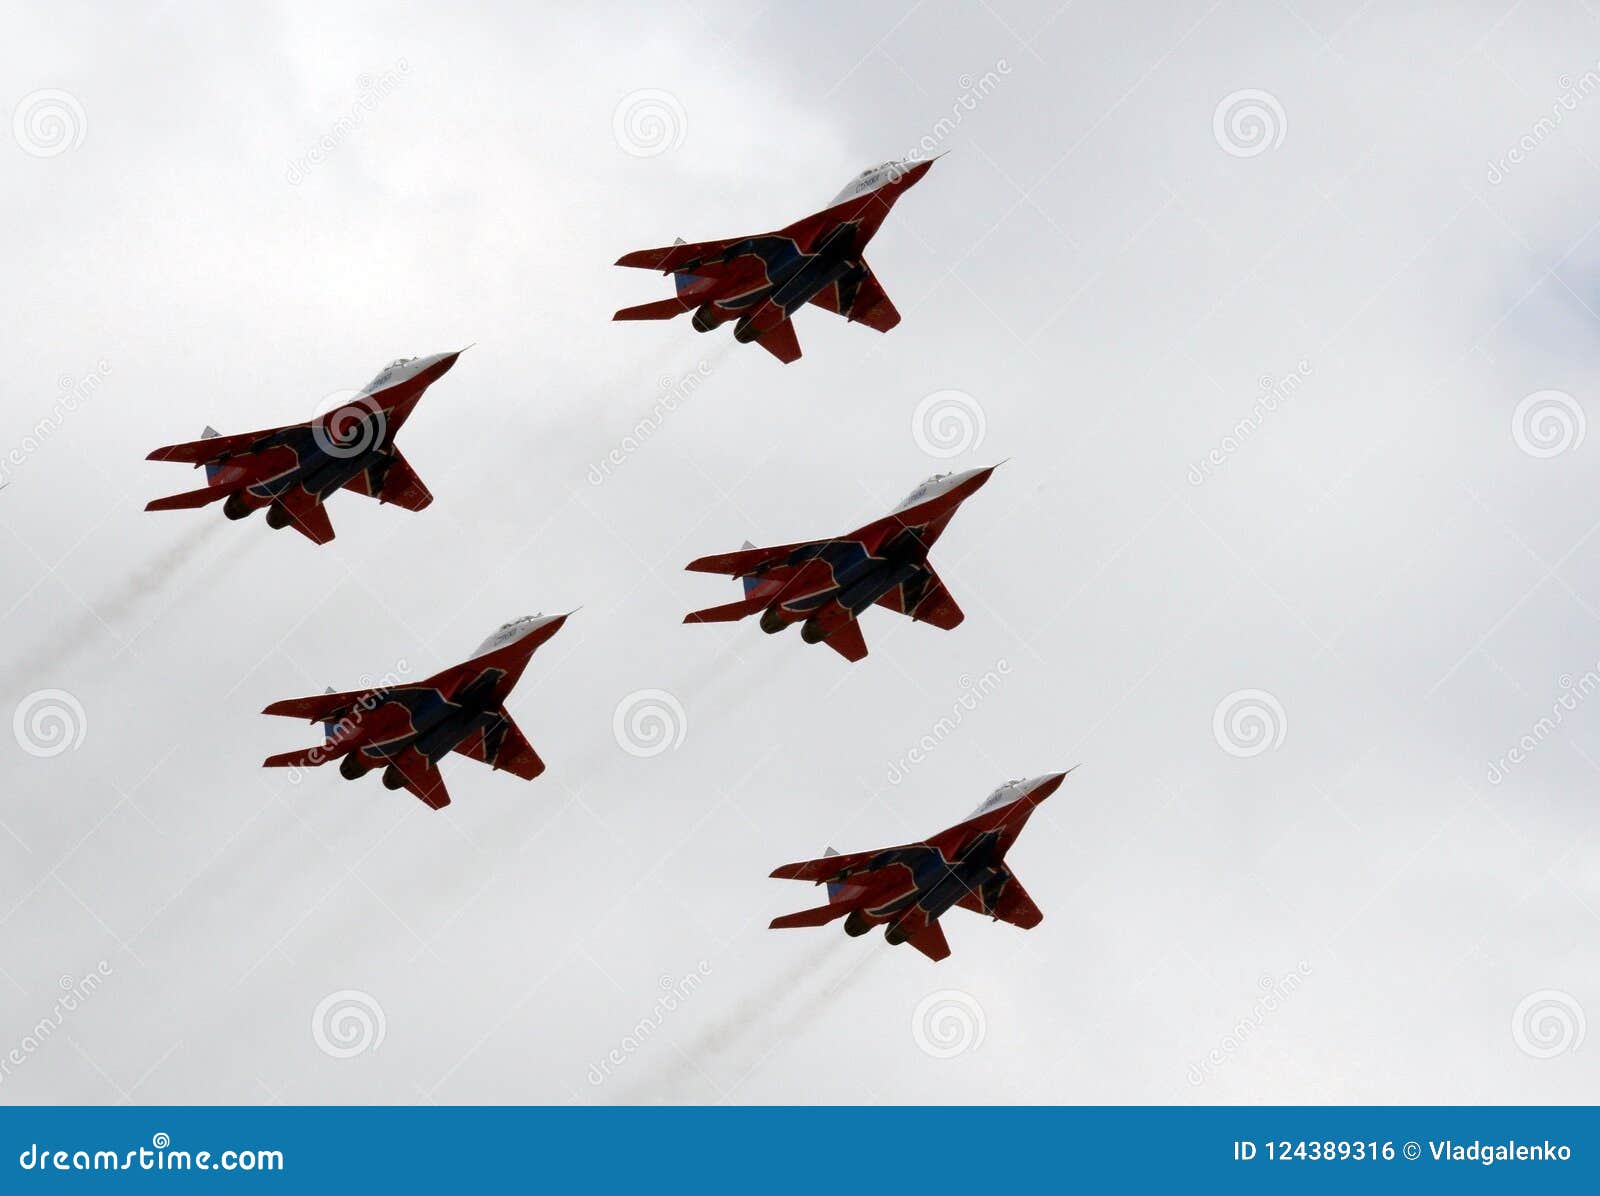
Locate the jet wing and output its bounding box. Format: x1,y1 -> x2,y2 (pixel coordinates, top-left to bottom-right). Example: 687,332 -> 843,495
956,870 -> 1044,929
452,708 -> 546,781
616,234 -> 785,276
822,619 -> 868,662
874,564 -> 964,630
686,541 -> 812,578
262,687 -> 378,722
386,745 -> 451,810
905,920 -> 951,962
808,263 -> 901,333
771,844 -> 911,884
342,448 -> 433,512
275,489 -> 336,545
146,424 -> 292,465
753,317 -> 802,364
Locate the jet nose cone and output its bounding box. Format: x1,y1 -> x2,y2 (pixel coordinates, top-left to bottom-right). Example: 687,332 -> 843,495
1029,770 -> 1073,800
902,156 -> 938,185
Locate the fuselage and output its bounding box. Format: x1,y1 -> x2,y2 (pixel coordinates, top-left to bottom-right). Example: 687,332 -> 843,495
215,351 -> 460,515
690,159 -> 932,334
322,614 -> 565,775
753,467 -> 990,641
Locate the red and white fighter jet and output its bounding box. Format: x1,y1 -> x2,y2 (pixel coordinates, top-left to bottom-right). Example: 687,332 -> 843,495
145,350 -> 464,544
261,613 -> 570,809
769,772 -> 1070,962
684,465 -> 997,662
613,157 -> 940,363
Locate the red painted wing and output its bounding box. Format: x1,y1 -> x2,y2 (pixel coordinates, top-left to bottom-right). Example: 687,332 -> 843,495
276,490 -> 335,545
342,449 -> 433,512
874,565 -> 964,630
453,709 -> 545,781
754,318 -> 802,364
957,873 -> 1044,929
387,746 -> 451,810
822,619 -> 868,662
262,688 -> 375,721
771,844 -> 903,884
808,263 -> 901,333
686,542 -> 808,577
146,425 -> 291,464
905,920 -> 951,962
615,236 -> 760,274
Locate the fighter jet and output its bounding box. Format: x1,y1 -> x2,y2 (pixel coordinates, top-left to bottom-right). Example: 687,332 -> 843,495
770,772 -> 1069,962
612,157 -> 940,363
683,465 -> 997,662
261,613 -> 571,809
144,350 -> 465,544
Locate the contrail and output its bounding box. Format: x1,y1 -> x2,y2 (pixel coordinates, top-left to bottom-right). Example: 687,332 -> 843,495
619,935 -> 865,1103
0,520 -> 235,695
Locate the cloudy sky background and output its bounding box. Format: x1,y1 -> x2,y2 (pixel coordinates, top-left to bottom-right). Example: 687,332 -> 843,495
2,0 -> 1598,1103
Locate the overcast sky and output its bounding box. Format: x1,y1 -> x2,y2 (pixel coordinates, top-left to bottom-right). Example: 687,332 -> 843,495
2,0 -> 1598,1104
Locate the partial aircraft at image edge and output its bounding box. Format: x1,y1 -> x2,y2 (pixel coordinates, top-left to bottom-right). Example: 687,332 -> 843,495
613,156 -> 941,363
769,772 -> 1070,962
683,465 -> 997,662
144,350 -> 466,544
261,613 -> 572,809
